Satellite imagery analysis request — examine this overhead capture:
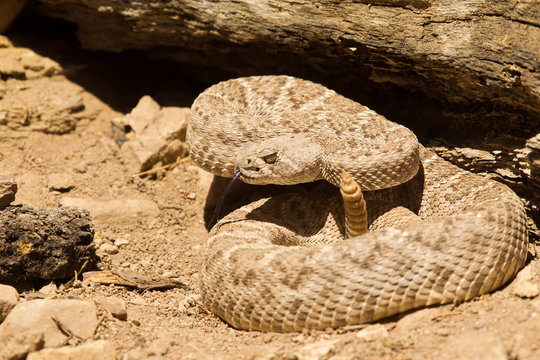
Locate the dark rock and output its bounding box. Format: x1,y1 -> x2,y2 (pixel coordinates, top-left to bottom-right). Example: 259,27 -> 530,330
0,205 -> 97,283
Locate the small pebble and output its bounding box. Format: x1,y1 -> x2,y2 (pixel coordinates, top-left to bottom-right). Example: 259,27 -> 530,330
39,282 -> 58,295
471,322 -> 485,330
47,173 -> 75,192
162,271 -> 175,278
139,259 -> 151,267
356,324 -> 388,342
74,162 -> 88,173
99,243 -> 118,255
513,281 -> 539,298
294,339 -> 340,360
103,297 -> 127,321
93,236 -> 103,247
114,238 -> 130,246
512,265 -> 539,299
131,320 -> 141,327
434,328 -> 450,337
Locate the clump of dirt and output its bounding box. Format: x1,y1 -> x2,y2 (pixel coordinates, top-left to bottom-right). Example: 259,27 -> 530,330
1,24 -> 540,360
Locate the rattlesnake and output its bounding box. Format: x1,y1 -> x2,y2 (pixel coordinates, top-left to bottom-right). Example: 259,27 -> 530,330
186,75 -> 529,332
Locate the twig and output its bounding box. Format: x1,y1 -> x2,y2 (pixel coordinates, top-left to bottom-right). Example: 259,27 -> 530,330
64,259 -> 90,288
133,156 -> 190,177
92,313 -> 107,337
430,311 -> 461,321
51,315 -> 82,344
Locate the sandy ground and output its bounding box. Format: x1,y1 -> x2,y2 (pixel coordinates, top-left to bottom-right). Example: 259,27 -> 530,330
1,26 -> 540,360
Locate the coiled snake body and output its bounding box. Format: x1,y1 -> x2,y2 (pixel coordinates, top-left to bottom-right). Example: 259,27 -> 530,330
187,75 -> 529,332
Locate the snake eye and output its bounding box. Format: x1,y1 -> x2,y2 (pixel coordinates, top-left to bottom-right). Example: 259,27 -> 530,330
263,153 -> 277,164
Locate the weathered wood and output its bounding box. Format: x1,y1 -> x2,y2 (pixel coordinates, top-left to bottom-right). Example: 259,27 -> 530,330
29,1 -> 539,137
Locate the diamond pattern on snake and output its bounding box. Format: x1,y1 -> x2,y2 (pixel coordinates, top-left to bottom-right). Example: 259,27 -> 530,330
186,75 -> 529,332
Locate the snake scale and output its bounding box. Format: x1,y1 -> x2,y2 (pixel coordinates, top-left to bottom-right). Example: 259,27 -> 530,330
186,75 -> 529,332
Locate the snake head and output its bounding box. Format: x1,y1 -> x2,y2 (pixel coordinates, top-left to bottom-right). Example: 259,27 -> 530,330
235,134 -> 323,185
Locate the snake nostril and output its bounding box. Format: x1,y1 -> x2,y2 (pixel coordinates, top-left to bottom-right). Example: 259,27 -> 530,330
245,157 -> 258,169
239,157 -> 252,168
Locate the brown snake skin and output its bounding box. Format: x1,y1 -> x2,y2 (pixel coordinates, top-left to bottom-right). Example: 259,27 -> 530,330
186,75 -> 529,332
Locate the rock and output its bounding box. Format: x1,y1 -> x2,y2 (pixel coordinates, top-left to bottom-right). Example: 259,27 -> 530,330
114,237 -> 130,246
38,282 -> 58,296
0,284 -> 19,322
512,264 -> 539,299
0,47 -> 62,80
98,243 -> 119,255
145,331 -> 175,356
121,95 -> 161,134
0,205 -> 96,282
0,175 -> 17,209
0,331 -> 44,360
47,173 -> 75,192
0,35 -> 11,48
115,96 -> 189,174
393,307 -> 442,334
161,270 -> 175,278
0,299 -> 98,348
0,47 -> 25,78
513,281 -> 539,299
26,340 -> 117,360
0,0 -> 27,33
355,324 -> 389,342
439,332 -> 509,360
123,348 -> 149,360
294,339 -> 340,360
0,66 -> 83,135
60,197 -> 159,225
103,297 -> 127,320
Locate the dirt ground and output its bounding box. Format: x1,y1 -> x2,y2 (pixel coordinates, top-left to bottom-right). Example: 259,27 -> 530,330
1,23 -> 540,360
